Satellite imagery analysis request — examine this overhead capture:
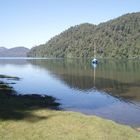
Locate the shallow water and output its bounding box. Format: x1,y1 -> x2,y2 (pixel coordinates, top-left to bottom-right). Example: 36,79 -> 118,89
0,58 -> 140,126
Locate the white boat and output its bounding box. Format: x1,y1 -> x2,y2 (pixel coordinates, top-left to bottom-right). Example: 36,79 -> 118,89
92,58 -> 98,64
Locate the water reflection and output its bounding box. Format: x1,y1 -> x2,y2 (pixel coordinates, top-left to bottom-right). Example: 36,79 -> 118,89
28,59 -> 140,102
0,58 -> 140,126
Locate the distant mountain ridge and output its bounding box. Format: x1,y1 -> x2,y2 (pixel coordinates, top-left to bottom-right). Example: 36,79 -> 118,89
28,12 -> 140,58
0,47 -> 30,57
0,47 -> 7,52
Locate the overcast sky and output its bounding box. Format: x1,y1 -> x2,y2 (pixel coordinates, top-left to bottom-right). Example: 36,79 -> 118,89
0,0 -> 139,48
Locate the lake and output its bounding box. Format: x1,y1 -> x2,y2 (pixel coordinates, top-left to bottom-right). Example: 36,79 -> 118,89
0,58 -> 140,127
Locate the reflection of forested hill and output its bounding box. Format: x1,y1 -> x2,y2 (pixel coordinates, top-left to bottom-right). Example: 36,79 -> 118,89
28,59 -> 140,101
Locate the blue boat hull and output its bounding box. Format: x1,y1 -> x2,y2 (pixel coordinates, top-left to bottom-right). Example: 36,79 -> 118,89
92,59 -> 98,64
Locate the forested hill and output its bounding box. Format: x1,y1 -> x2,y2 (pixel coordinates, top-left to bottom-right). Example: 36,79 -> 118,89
28,12 -> 140,58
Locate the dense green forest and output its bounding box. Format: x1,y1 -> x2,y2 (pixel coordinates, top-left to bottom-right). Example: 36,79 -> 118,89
28,12 -> 140,58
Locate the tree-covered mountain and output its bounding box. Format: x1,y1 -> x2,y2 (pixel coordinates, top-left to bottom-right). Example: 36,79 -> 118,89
28,12 -> 140,58
0,47 -> 30,57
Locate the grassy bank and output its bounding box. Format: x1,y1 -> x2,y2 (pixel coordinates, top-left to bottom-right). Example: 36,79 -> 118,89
0,75 -> 140,140
0,110 -> 140,140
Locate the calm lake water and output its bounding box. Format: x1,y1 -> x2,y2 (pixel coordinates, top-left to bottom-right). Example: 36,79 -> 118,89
0,58 -> 140,127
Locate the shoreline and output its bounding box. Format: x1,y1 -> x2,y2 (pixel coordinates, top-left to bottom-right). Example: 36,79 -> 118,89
0,74 -> 140,139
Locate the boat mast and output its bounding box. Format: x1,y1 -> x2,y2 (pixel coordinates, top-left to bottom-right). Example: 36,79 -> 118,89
94,41 -> 96,58
94,39 -> 97,58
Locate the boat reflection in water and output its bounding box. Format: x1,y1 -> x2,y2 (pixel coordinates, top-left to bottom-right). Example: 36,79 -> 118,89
91,63 -> 97,89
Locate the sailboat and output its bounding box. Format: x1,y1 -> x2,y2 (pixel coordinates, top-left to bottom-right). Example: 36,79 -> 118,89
92,58 -> 98,64
92,40 -> 98,64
